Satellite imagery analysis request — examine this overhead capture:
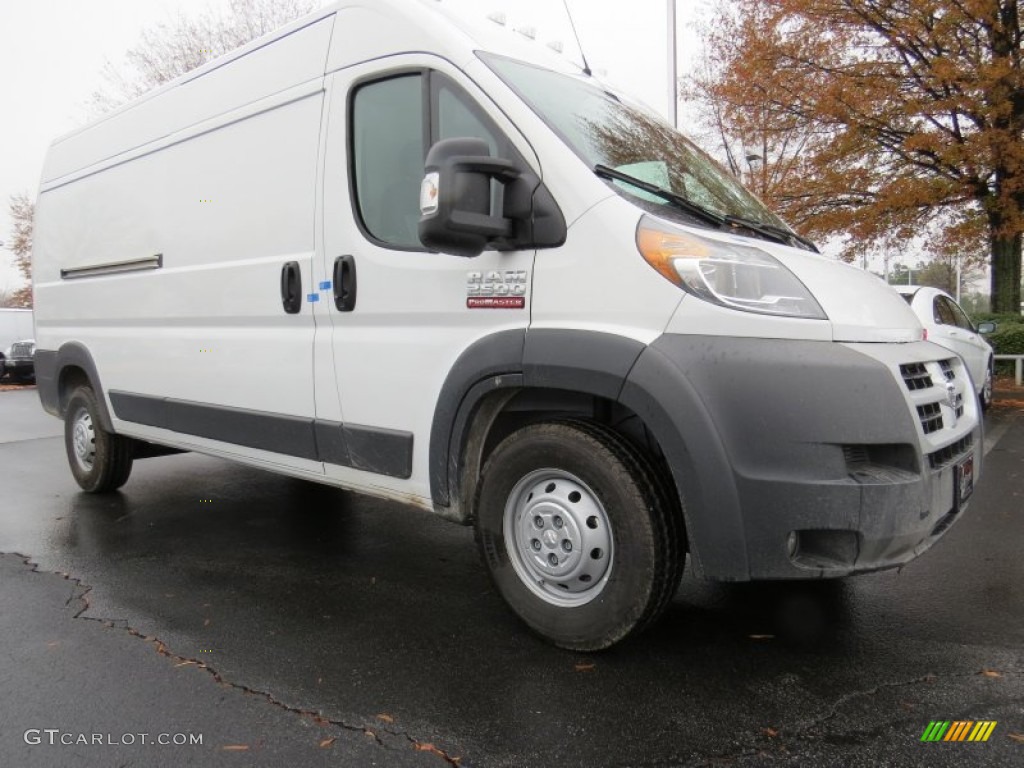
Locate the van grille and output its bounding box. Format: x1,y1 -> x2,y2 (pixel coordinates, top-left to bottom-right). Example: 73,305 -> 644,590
10,342 -> 33,359
900,363 -> 933,391
938,359 -> 956,382
928,434 -> 973,469
916,402 -> 943,434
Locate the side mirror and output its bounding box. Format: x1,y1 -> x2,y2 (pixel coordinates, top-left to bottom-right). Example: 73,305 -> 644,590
418,137 -> 521,257
977,321 -> 997,335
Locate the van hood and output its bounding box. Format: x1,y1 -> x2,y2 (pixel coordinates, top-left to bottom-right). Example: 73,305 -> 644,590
766,244 -> 922,342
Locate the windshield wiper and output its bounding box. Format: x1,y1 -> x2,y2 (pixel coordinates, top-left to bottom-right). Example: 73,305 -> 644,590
723,215 -> 820,253
593,165 -> 725,229
594,164 -> 820,253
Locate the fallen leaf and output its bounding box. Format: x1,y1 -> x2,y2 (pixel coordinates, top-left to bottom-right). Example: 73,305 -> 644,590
174,661 -> 196,668
221,745 -> 249,751
376,713 -> 394,724
319,737 -> 335,748
574,662 -> 596,672
749,634 -> 775,640
761,727 -> 779,738
1008,733 -> 1024,743
204,619 -> 211,626
46,641 -> 60,648
980,669 -> 1002,678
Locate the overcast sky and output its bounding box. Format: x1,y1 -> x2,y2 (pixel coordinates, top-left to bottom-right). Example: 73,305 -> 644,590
0,0 -> 708,292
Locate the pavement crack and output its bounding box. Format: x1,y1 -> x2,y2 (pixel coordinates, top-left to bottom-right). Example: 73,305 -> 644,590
396,733 -> 463,766
801,668 -> 1022,736
7,552 -> 461,765
698,668 -> 1023,765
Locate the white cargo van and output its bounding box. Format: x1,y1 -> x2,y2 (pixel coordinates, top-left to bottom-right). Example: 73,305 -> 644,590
34,0 -> 982,650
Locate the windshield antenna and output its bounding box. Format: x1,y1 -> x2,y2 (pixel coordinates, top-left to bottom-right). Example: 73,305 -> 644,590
562,0 -> 592,76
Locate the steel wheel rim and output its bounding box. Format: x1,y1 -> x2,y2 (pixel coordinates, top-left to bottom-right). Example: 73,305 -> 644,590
503,468 -> 614,607
71,406 -> 96,472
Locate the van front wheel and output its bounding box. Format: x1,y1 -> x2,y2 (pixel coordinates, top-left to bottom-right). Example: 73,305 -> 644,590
474,421 -> 684,651
64,386 -> 134,492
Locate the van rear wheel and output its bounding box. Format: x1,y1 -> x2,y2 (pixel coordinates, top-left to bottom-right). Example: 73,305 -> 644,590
474,420 -> 684,651
65,386 -> 134,492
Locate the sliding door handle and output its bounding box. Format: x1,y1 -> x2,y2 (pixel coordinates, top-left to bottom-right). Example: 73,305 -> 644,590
281,261 -> 302,314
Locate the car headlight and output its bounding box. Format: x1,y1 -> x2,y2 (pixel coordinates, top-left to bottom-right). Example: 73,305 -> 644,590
636,215 -> 827,320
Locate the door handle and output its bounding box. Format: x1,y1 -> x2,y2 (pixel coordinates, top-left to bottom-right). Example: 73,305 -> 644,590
333,255 -> 357,312
281,261 -> 302,314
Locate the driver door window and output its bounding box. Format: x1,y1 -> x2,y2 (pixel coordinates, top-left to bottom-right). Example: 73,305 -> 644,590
351,74 -> 425,249
350,72 -> 518,251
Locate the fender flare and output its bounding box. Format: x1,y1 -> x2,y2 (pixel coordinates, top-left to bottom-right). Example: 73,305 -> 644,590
429,328 -> 646,508
34,342 -> 115,431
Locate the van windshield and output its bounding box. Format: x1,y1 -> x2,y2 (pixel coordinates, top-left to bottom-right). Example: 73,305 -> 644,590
482,54 -> 792,235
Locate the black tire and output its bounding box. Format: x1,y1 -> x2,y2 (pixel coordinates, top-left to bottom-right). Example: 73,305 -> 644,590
474,420 -> 685,651
980,361 -> 993,412
64,386 -> 134,492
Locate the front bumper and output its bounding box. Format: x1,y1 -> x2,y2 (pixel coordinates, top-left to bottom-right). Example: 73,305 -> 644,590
620,335 -> 981,581
3,359 -> 34,376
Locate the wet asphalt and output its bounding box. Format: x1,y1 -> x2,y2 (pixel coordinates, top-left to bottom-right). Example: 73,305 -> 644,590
0,385 -> 1021,767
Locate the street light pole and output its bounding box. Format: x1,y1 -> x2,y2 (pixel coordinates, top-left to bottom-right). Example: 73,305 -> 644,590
745,153 -> 763,191
667,0 -> 677,129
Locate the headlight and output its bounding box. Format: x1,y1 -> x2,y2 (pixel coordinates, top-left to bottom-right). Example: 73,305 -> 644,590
636,215 -> 827,320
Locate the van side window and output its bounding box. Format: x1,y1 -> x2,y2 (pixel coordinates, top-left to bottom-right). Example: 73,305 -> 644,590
351,75 -> 425,248
433,78 -> 515,222
436,84 -> 499,152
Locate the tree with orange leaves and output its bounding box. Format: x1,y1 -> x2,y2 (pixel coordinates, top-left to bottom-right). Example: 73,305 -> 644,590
689,0 -> 1023,313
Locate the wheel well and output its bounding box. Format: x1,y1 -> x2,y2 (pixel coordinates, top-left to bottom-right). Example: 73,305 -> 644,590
57,366 -> 92,418
457,388 -> 681,527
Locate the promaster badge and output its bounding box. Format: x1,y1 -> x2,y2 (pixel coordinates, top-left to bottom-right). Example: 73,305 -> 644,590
466,270 -> 528,309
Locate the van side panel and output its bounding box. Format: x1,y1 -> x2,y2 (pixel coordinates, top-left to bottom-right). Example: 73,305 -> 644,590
41,17 -> 335,186
34,18 -> 335,474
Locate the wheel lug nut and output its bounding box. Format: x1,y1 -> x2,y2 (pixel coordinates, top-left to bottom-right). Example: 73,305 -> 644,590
553,516 -> 564,528
533,516 -> 544,529
531,539 -> 541,551
561,540 -> 572,552
547,553 -> 558,566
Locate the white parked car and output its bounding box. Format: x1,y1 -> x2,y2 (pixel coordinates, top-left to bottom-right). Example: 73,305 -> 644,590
895,286 -> 995,410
